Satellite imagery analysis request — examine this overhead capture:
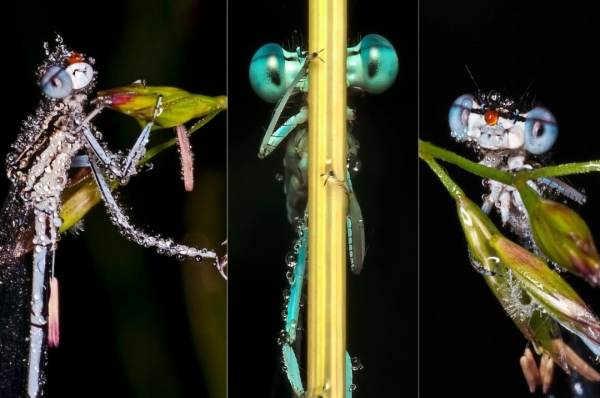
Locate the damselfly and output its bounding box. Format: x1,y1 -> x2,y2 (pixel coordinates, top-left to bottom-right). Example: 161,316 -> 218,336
0,35 -> 224,397
249,33 -> 398,396
446,87 -> 600,392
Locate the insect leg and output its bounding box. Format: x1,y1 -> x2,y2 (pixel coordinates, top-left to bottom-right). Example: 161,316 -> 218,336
498,189 -> 513,226
75,97 -> 163,184
318,169 -> 365,274
258,50 -> 321,158
280,215 -> 355,397
346,171 -> 365,274
538,177 -> 587,205
259,106 -> 308,158
87,155 -> 225,278
118,95 -> 163,179
281,217 -> 308,397
482,179 -> 503,215
27,246 -> 50,397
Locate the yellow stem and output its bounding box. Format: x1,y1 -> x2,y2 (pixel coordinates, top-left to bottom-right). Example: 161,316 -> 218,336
307,1 -> 348,397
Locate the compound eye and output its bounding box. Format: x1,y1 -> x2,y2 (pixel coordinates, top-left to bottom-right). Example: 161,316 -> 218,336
448,94 -> 474,142
249,43 -> 287,103
65,62 -> 94,90
523,107 -> 558,155
41,65 -> 73,99
355,34 -> 398,94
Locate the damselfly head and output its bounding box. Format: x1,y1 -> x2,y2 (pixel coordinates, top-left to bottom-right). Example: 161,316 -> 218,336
449,90 -> 558,155
37,34 -> 96,100
250,34 -> 399,104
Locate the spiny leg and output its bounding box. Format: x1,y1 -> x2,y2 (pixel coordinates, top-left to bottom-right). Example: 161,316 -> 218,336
257,50 -> 322,158
319,169 -> 365,274
119,95 -> 163,180
87,155 -> 226,279
74,96 -> 164,184
28,207 -> 60,397
280,216 -> 308,397
280,213 -> 356,397
538,177 -> 587,205
260,106 -> 308,159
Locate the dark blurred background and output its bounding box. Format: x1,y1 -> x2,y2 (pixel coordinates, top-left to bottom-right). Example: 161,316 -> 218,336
420,1 -> 600,397
3,1 -> 226,397
228,1 -> 416,397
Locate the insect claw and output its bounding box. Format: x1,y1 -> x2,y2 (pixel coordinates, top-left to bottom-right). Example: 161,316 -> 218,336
319,169 -> 350,193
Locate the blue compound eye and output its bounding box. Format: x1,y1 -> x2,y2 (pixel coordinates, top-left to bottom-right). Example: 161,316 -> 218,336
348,34 -> 398,94
249,43 -> 288,103
448,94 -> 474,142
41,65 -> 73,99
523,107 -> 558,155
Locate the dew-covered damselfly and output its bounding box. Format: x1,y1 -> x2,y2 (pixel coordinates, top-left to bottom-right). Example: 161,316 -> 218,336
249,32 -> 398,396
0,35 -> 225,398
420,2 -> 600,396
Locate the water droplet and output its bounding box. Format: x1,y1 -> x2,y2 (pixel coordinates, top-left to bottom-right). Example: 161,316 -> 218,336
285,252 -> 296,267
351,357 -> 364,371
279,330 -> 289,342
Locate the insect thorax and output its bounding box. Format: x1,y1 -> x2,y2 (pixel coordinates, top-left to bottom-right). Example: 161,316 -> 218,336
4,36 -> 98,251
450,89 -> 562,249
8,35 -> 97,186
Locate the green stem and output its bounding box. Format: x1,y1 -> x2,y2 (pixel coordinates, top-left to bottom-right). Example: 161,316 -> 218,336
419,139 -> 600,183
419,140 -> 512,184
420,151 -> 465,201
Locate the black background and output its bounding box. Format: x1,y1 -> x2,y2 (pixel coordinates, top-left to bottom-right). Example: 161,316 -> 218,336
228,1 -> 416,397
2,1 -> 226,397
420,1 -> 600,397
14,1 -> 600,396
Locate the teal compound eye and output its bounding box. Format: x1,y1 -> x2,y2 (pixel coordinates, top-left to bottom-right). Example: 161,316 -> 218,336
347,34 -> 398,94
523,106 -> 558,155
249,43 -> 303,103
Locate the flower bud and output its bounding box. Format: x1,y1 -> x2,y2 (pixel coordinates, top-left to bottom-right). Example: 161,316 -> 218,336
517,181 -> 600,286
457,195 -> 600,374
492,235 -> 600,365
94,82 -> 226,129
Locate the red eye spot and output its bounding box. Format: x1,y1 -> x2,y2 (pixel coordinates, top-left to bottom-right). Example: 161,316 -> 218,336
68,52 -> 85,64
484,109 -> 499,126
